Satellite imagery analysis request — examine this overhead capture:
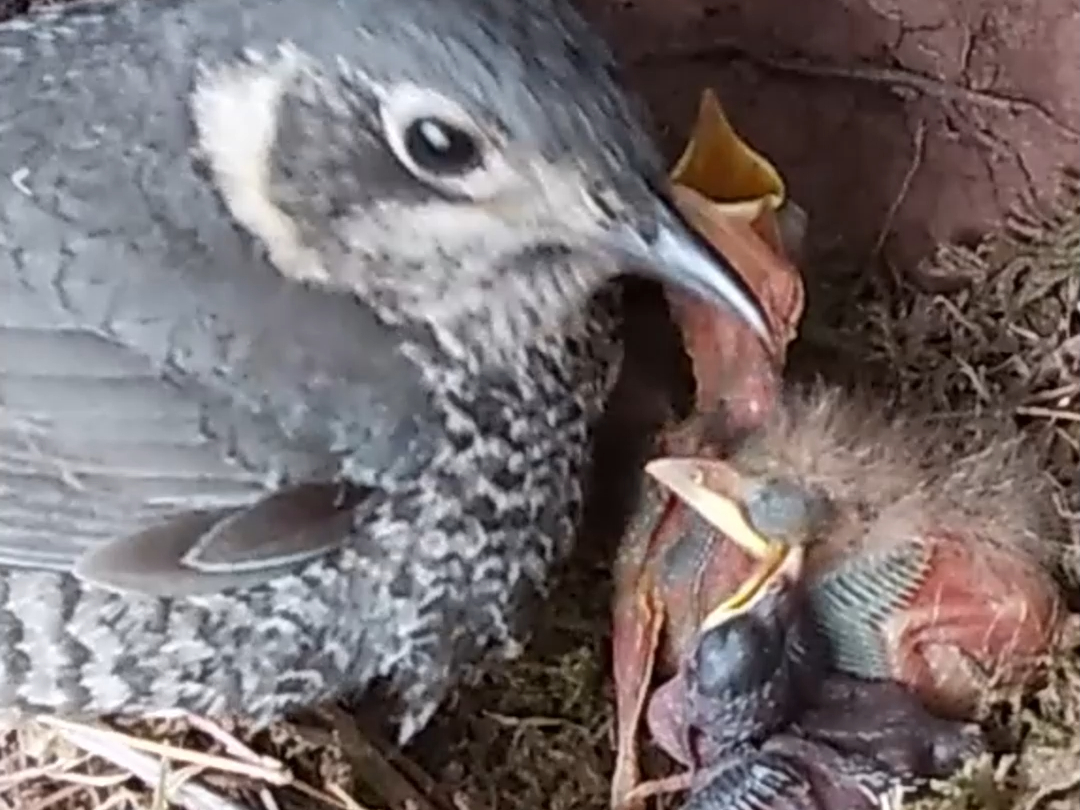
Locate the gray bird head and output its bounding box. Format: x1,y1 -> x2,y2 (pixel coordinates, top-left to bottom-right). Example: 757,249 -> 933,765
190,0 -> 769,357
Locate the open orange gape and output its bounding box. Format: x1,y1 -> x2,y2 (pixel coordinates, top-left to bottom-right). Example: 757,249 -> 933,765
608,91 -> 1072,810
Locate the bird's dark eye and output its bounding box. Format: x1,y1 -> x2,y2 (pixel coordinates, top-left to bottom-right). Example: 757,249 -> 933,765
403,117 -> 482,176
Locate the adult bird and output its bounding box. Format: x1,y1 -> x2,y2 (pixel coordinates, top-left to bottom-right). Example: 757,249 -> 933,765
0,0 -> 768,743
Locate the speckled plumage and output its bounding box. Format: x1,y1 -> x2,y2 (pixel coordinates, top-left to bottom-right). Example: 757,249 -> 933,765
0,0 -> 766,741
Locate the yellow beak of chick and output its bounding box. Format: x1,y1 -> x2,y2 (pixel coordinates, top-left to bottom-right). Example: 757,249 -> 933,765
644,457 -> 804,630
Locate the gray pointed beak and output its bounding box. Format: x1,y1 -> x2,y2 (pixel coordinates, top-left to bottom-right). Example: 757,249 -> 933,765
606,193 -> 771,342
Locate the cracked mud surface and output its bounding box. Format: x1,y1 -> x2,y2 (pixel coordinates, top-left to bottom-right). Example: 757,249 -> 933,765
579,0 -> 1080,270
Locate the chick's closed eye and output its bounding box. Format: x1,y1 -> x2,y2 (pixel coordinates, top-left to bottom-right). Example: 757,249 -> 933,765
692,612 -> 784,698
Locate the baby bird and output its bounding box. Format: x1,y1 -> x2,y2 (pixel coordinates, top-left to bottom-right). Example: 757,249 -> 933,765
646,385 -> 1069,721
620,480 -> 983,810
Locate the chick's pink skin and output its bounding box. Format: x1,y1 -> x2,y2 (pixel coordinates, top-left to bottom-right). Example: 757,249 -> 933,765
611,410 -> 1068,810
691,389 -> 1069,720
864,531 -> 1064,719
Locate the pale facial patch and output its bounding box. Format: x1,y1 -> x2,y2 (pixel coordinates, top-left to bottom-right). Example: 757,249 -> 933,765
190,45 -> 330,284
335,160 -> 613,353
192,47 -> 624,361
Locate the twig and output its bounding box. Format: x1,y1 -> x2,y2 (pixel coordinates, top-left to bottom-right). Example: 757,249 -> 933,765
0,762 -> 128,788
46,721 -> 250,810
257,787 -> 281,810
619,771 -> 695,806
167,763 -> 217,804
150,755 -> 169,810
325,783 -> 373,810
1020,768 -> 1080,810
872,119 -> 927,258
144,712 -> 273,769
1015,405 -> 1080,423
481,712 -> 579,730
94,788 -> 145,810
21,782 -> 87,810
35,717 -> 293,786
317,706 -> 447,810
634,43 -> 1080,138
1054,425 -> 1079,453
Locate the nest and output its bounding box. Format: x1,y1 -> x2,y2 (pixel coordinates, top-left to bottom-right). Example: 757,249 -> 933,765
2,1 -> 1077,808
792,170 -> 1080,581
3,178 -> 1076,810
0,711 -> 363,810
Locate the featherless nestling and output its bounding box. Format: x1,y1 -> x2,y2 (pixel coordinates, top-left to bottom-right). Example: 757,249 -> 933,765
637,386 -> 1068,727
639,549 -> 983,810
611,383 -> 1067,809
636,460 -> 987,810
0,0 -> 768,742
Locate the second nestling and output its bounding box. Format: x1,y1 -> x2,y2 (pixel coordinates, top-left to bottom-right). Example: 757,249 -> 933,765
612,386 -> 1069,810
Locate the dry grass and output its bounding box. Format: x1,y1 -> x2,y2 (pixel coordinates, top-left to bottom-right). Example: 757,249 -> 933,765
0,711 -> 365,810
792,171 -> 1079,577
409,558 -> 618,810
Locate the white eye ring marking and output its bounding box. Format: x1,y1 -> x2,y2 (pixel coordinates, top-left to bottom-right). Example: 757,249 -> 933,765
378,83 -> 513,200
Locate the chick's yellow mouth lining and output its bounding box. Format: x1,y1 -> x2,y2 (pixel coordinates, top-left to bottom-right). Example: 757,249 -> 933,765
642,457 -> 792,630
701,542 -> 789,630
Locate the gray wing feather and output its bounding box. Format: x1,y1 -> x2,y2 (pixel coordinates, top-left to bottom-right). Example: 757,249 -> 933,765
180,481 -> 367,573
73,482 -> 363,596
0,0 -> 442,594
1,279 -> 269,575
